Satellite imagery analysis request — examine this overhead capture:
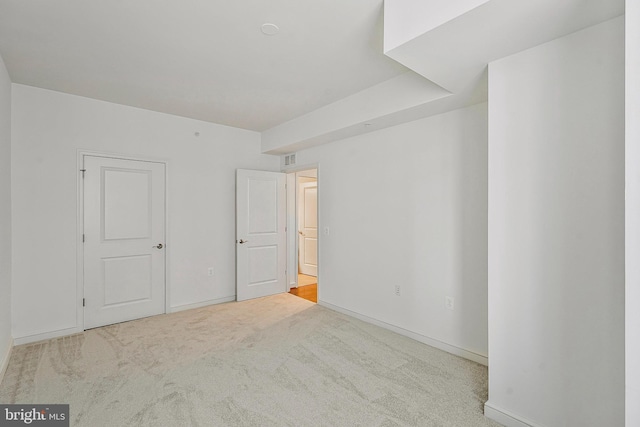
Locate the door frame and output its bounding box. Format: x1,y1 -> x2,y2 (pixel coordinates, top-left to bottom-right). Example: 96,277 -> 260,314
76,150 -> 170,330
284,163 -> 321,301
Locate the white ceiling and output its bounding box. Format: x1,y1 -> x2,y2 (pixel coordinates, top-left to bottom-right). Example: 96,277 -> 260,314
0,0 -> 626,147
0,0 -> 407,131
263,0 -> 624,154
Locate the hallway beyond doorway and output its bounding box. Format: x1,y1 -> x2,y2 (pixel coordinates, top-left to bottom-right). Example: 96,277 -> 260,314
289,274 -> 317,303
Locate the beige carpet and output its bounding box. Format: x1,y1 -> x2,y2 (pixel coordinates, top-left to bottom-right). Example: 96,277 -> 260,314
0,294 -> 499,427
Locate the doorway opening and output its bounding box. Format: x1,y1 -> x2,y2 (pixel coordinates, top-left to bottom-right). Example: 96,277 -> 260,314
287,168 -> 318,303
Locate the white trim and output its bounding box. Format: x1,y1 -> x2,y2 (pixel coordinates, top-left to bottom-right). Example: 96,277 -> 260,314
285,172 -> 297,291
163,161 -> 171,314
76,149 -> 171,164
319,300 -> 488,366
315,165 -> 322,303
13,295 -> 234,345
76,150 -> 170,331
283,163 -> 321,297
168,296 -> 236,313
281,163 -> 320,174
76,152 -> 85,331
0,337 -> 14,384
484,402 -> 542,427
13,327 -> 83,346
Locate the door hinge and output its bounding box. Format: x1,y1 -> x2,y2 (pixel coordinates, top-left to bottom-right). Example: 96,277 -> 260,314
82,234 -> 85,243
82,298 -> 85,307
80,169 -> 86,178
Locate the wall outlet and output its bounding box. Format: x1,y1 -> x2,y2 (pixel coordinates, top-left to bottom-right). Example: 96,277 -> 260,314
208,267 -> 214,277
324,226 -> 330,235
395,285 -> 401,296
445,296 -> 455,310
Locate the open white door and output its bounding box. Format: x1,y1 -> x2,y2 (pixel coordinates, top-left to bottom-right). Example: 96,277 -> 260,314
298,181 -> 318,276
83,155 -> 166,329
236,169 -> 287,301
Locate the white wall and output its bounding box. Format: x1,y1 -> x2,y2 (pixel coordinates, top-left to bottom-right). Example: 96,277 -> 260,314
283,103 -> 489,362
0,52 -> 13,374
486,17 -> 624,427
626,1 -> 640,425
11,85 -> 279,342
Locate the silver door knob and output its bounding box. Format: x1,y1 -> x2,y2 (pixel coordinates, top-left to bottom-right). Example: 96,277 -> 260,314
238,239 -> 248,244
153,243 -> 163,249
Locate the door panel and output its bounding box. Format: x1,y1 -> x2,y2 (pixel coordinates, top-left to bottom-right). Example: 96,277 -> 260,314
248,246 -> 278,284
103,255 -> 152,305
236,169 -> 286,301
248,179 -> 278,233
103,169 -> 151,240
298,181 -> 318,276
303,238 -> 318,267
84,156 -> 166,329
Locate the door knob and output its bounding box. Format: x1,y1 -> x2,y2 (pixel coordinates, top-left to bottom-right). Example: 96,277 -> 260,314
238,239 -> 248,244
153,243 -> 163,249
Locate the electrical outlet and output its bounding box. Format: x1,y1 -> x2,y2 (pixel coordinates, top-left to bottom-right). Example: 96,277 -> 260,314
324,226 -> 330,236
445,296 -> 455,310
208,267 -> 214,277
395,285 -> 401,296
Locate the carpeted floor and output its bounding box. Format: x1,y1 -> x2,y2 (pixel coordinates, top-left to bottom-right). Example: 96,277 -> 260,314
0,294 -> 500,427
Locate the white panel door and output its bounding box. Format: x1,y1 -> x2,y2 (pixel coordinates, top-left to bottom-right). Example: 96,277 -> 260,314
298,181 -> 318,276
236,169 -> 286,301
84,156 -> 166,329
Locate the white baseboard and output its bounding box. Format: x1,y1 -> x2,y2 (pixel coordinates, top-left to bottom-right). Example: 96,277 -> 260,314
484,401 -> 542,427
13,327 -> 83,346
0,337 -> 14,384
169,296 -> 235,313
318,300 -> 488,366
12,298 -> 236,346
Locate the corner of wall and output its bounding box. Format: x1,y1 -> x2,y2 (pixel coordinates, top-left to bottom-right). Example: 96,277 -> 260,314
484,402 -> 540,427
